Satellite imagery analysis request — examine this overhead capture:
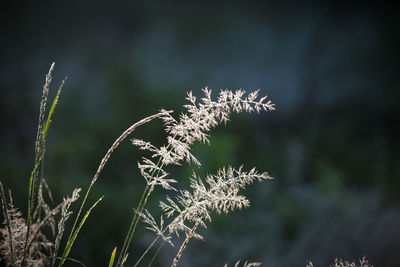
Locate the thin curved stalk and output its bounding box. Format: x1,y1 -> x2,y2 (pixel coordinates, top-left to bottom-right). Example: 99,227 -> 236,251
116,184 -> 150,266
22,153 -> 44,266
117,159 -> 165,266
59,196 -> 103,267
134,235 -> 159,267
60,111 -> 172,266
126,185 -> 153,246
171,221 -> 200,267
148,240 -> 165,267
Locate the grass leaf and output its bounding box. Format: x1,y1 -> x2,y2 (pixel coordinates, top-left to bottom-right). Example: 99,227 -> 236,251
109,247 -> 117,267
58,196 -> 104,267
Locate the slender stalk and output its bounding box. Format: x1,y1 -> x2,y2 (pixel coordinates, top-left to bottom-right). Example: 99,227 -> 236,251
22,153 -> 44,266
64,182 -> 93,248
134,235 -> 160,267
36,160 -> 45,222
117,158 -> 165,266
116,184 -> 150,266
59,196 -> 103,266
148,240 -> 165,267
117,182 -> 155,266
171,221 -> 200,267
124,186 -> 152,251
61,112 -> 172,266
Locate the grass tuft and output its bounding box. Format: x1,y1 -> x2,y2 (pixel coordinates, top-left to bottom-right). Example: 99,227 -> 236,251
0,63 -> 374,267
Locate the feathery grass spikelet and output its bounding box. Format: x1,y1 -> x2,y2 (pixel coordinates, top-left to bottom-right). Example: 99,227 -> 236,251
160,166 -> 272,239
132,89 -> 275,192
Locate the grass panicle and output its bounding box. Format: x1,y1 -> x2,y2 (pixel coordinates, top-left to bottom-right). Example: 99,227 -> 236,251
116,89 -> 275,266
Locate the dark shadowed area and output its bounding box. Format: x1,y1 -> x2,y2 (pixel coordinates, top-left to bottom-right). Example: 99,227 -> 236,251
1,1 -> 399,266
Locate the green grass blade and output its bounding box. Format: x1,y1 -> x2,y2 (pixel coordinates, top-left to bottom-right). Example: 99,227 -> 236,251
58,196 -> 104,267
42,77 -> 66,144
109,247 -> 117,267
63,183 -> 93,261
41,77 -> 68,144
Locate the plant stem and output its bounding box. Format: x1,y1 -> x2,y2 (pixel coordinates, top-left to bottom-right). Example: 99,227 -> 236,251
22,153 -> 44,267
117,182 -> 155,266
116,184 -> 150,266
134,235 -> 160,267
59,196 -> 103,266
61,112 -> 171,266
148,240 -> 165,267
171,220 -> 200,267
117,157 -> 165,266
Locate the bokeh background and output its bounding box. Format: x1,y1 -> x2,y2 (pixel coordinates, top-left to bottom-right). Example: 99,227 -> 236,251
1,1 -> 399,266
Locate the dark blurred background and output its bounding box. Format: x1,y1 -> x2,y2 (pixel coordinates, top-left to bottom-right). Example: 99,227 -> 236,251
1,1 -> 399,266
